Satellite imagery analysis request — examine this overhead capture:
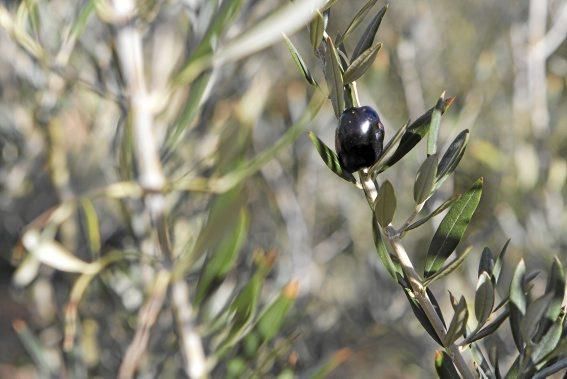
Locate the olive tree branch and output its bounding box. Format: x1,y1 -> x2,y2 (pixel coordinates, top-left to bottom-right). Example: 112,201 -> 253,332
360,172 -> 474,379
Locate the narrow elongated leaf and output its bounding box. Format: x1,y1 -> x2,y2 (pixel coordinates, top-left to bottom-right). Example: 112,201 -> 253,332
521,292 -> 554,342
374,180 -> 396,226
381,97 -> 455,172
195,209 -> 249,304
532,311 -> 565,364
372,216 -> 402,281
351,4 -> 388,61
533,358 -> 567,379
401,285 -> 443,346
308,132 -> 356,183
80,199 -> 101,257
475,272 -> 495,329
424,178 -> 483,277
445,296 -> 468,346
493,239 -> 511,283
256,281 -> 298,342
283,34 -> 318,86
338,0 -> 378,44
309,10 -> 325,51
406,195 -> 459,231
414,154 -> 438,204
435,351 -> 460,379
434,130 -> 470,190
462,308 -> 509,345
478,247 -> 495,280
369,120 -> 409,174
544,257 -> 565,324
427,96 -> 444,156
509,259 -> 526,351
423,246 -> 474,287
324,36 -> 345,118
343,43 -> 381,83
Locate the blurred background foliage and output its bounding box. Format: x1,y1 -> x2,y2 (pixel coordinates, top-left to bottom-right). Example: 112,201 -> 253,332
0,0 -> 565,377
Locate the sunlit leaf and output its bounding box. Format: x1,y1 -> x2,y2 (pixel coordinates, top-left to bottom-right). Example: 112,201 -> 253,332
324,36 -> 344,118
308,131 -> 356,183
424,178 -> 483,278
372,217 -> 402,281
521,292 -> 553,342
309,10 -> 325,51
532,311 -> 565,364
423,246 -> 474,287
445,296 -> 468,346
427,95 -> 444,156
343,43 -> 381,84
509,259 -> 526,351
406,195 -> 459,231
475,272 -> 495,330
414,154 -> 438,205
338,0 -> 378,44
434,129 -> 470,190
283,34 -> 318,86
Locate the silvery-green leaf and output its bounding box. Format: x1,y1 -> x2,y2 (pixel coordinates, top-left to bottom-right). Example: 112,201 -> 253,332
283,34 -> 318,86
509,259 -> 526,351
544,257 -> 565,324
413,154 -> 438,205
424,178 -> 483,278
462,308 -> 509,345
494,239 -> 510,283
478,247 -> 495,280
427,95 -> 444,156
374,180 -> 396,227
445,296 -> 468,346
406,195 -> 459,231
423,246 -> 474,287
435,350 -> 460,379
324,36 -> 345,118
338,0 -> 378,44
475,272 -> 495,330
343,43 -> 381,84
372,217 -> 402,281
434,129 -> 470,190
309,10 -> 325,51
532,311 -> 565,365
351,4 -> 388,61
521,292 -> 554,342
308,132 -> 356,183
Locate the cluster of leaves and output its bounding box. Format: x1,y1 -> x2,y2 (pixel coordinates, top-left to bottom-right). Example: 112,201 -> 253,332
287,0 -> 567,377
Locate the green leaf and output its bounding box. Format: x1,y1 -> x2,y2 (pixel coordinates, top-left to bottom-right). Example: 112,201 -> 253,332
308,132 -> 356,183
79,198 -> 101,257
374,180 -> 396,226
475,272 -> 495,330
283,34 -> 318,86
424,178 -> 483,278
343,43 -> 381,84
544,257 -> 565,324
509,259 -> 526,351
414,154 -> 438,205
380,97 -> 455,172
434,130 -> 470,190
533,358 -> 567,379
462,308 -> 509,345
521,292 -> 554,342
351,4 -> 388,61
494,238 -> 511,284
324,36 -> 345,118
195,209 -> 249,305
372,217 -> 402,281
423,246 -> 474,287
255,281 -> 298,343
532,311 -> 565,365
338,0 -> 379,44
309,10 -> 325,51
445,296 -> 468,346
478,247 -> 495,280
427,95 -> 444,156
406,195 -> 459,231
401,285 -> 443,346
435,350 -> 460,379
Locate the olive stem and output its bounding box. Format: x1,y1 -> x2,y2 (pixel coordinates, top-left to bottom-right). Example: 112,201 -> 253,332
360,172 -> 474,379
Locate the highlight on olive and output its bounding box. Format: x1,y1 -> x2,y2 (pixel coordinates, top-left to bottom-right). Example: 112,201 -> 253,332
335,106 -> 385,173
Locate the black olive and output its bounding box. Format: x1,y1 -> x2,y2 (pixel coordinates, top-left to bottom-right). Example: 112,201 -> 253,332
335,106 -> 385,173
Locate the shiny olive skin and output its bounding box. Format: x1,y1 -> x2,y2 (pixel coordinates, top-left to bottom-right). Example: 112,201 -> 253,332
335,106 -> 385,173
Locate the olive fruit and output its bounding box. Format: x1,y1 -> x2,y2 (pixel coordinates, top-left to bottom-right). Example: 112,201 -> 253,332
335,106 -> 385,173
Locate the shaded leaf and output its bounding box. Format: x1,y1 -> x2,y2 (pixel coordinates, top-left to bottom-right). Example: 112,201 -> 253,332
372,217 -> 402,281
374,180 -> 396,227
445,296 -> 468,346
521,292 -> 553,342
338,0 -> 378,43
435,129 -> 470,190
423,246 -> 474,287
424,178 -> 483,278
427,95 -> 444,156
195,209 -> 249,305
351,4 -> 388,61
544,257 -> 565,324
368,120 -> 409,175
478,247 -> 495,280
414,154 -> 438,205
435,350 -> 460,379
462,308 -> 509,345
533,358 -> 567,379
308,132 -> 356,183
381,97 -> 455,172
283,34 -> 318,86
401,285 -> 443,346
493,239 -> 511,283
475,272 -> 495,329
343,43 -> 381,83
256,281 -> 299,343
324,36 -> 345,118
509,259 -> 526,351
532,311 -> 565,364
